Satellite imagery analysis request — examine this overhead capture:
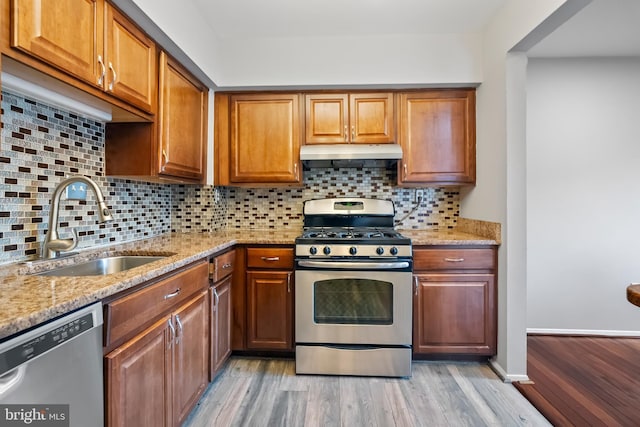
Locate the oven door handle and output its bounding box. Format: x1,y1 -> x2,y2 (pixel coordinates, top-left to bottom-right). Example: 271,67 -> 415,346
297,260 -> 410,270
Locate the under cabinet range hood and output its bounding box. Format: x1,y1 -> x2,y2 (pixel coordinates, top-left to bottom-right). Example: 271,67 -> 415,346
299,144 -> 403,161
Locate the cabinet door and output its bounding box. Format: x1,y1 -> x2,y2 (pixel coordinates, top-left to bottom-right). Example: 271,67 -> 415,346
230,94 -> 301,183
11,0 -> 104,87
398,90 -> 475,185
413,273 -> 495,355
105,4 -> 156,113
158,52 -> 208,182
105,316 -> 172,427
349,93 -> 395,144
172,291 -> 209,426
210,276 -> 232,379
305,94 -> 348,144
246,270 -> 293,350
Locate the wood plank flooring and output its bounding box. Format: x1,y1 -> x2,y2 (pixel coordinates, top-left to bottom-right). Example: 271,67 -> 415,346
183,357 -> 550,427
514,335 -> 640,427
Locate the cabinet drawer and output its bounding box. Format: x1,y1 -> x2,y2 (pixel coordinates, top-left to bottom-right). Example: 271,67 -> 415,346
246,247 -> 294,269
413,248 -> 495,271
211,250 -> 236,282
105,261 -> 208,347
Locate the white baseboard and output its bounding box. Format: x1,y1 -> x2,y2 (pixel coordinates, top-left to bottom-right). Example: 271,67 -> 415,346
527,328 -> 640,337
489,359 -> 529,383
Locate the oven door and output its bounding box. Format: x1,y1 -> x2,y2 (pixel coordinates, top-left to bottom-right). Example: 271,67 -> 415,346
295,260 -> 412,346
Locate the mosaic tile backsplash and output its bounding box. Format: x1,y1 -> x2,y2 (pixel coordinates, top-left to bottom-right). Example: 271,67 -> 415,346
171,169 -> 460,232
0,91 -> 171,264
1,90 -> 459,264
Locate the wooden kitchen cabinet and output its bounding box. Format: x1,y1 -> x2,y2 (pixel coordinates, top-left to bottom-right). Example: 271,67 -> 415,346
157,51 -> 208,181
209,250 -> 235,380
215,93 -> 302,186
171,291 -> 209,426
104,261 -> 209,427
244,246 -> 294,351
398,90 -> 476,186
412,247 -> 496,356
305,92 -> 394,144
104,51 -> 208,183
11,0 -> 157,113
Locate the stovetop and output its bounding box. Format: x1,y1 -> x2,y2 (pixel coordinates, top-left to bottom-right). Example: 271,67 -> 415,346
299,227 -> 406,241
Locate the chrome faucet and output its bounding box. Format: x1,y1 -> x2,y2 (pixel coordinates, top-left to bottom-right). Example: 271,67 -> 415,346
43,175 -> 114,259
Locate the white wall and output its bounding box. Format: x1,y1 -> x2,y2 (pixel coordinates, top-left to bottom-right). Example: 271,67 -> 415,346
526,57 -> 640,334
461,0 -> 570,381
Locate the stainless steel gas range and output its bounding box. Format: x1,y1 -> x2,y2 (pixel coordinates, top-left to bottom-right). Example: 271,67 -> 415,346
294,198 -> 413,377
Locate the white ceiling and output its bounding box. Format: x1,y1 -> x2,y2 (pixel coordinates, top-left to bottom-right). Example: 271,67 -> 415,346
192,0 -> 639,58
528,0 -> 640,57
191,0 -> 507,39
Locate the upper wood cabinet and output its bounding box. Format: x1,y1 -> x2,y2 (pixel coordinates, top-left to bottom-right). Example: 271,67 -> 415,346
215,93 -> 302,186
305,93 -> 394,144
11,0 -> 157,113
397,90 -> 476,186
157,52 -> 208,181
105,52 -> 207,183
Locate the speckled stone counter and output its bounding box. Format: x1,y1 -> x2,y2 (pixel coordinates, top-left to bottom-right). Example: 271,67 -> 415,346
0,222 -> 498,341
0,230 -> 298,340
627,284 -> 640,307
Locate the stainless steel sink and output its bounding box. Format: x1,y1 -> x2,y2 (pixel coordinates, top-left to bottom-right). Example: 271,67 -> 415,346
35,255 -> 168,277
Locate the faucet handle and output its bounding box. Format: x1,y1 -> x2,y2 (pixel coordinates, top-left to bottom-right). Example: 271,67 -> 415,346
45,228 -> 79,254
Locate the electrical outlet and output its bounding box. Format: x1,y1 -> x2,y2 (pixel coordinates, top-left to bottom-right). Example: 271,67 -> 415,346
66,182 -> 87,201
415,188 -> 425,204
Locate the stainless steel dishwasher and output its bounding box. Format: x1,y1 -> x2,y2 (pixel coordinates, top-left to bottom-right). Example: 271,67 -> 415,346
0,302 -> 103,427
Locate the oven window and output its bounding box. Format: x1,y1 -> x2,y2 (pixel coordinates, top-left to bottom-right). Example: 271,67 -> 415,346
313,278 -> 393,325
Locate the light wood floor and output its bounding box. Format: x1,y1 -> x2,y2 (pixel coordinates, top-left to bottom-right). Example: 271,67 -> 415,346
183,357 -> 550,427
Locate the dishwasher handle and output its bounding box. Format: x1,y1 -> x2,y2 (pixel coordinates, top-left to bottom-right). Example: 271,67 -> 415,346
0,365 -> 26,396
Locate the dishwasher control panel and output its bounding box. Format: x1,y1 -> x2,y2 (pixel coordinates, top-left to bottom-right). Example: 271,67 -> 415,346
0,312 -> 95,375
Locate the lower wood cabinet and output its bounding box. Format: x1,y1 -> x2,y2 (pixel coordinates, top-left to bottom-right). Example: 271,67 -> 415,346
412,247 -> 497,356
413,273 -> 495,355
246,270 -> 293,350
104,261 -> 209,427
210,273 -> 232,379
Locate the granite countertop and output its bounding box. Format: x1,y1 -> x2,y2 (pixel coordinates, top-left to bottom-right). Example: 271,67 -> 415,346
626,284 -> 640,308
0,222 -> 499,341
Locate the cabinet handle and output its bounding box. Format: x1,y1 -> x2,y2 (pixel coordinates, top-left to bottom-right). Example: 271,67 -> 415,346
261,256 -> 280,262
213,288 -> 220,311
344,125 -> 348,141
403,163 -> 408,180
164,288 -> 181,299
161,149 -> 168,167
97,55 -> 106,86
222,263 -> 233,269
414,276 -> 419,296
108,62 -> 117,91
167,318 -> 176,348
175,315 -> 183,345
294,162 -> 299,180
444,258 -> 465,263
287,272 -> 292,293
351,125 -> 355,140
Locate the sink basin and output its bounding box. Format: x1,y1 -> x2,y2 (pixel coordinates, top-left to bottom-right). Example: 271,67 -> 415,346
35,255 -> 168,277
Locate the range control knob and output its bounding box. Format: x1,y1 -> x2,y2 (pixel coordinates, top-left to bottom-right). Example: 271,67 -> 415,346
309,246 -> 317,255
376,247 -> 385,255
323,246 -> 331,255
390,247 -> 399,256
349,246 -> 357,255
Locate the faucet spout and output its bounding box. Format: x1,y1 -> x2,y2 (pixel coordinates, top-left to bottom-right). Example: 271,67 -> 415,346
43,175 -> 113,259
